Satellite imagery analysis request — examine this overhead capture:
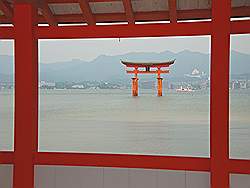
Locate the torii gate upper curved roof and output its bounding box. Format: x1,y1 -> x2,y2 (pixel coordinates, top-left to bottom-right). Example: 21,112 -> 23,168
121,60 -> 175,67
0,0 -> 250,26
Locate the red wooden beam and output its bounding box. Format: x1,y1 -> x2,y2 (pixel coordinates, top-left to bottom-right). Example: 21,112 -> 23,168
232,6 -> 250,18
89,0 -> 119,1
0,10 -> 231,25
0,20 -> 249,40
231,20 -> 250,34
47,0 -> 120,3
35,21 -> 211,39
37,11 -> 168,24
40,0 -> 57,26
0,0 -> 13,19
35,152 -> 211,172
177,9 -> 210,20
135,11 -> 168,21
13,3 -> 39,188
210,0 -> 231,187
47,0 -> 73,3
0,15 -> 11,23
0,26 -> 14,39
122,0 -> 135,24
0,152 -> 14,164
1,7 -> 250,24
2,151 -> 250,174
77,0 -> 95,25
38,14 -> 85,23
36,8 -> 250,23
229,159 -> 250,174
124,63 -> 172,67
127,70 -> 170,74
168,0 -> 177,23
37,6 -> 250,23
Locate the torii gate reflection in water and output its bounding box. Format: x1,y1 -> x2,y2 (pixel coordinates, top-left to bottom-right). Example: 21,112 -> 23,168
121,60 -> 175,96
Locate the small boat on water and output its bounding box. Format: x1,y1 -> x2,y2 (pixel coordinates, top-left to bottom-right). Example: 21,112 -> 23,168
176,86 -> 194,92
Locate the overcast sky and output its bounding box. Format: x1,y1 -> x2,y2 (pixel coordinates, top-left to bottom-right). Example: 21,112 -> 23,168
0,34 -> 249,63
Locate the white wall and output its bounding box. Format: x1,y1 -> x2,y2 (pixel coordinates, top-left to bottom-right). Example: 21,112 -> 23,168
34,166 -> 211,188
0,165 -> 13,188
0,165 -> 250,188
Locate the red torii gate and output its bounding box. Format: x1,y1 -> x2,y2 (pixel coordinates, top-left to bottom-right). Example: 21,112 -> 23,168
0,1 -> 250,188
121,60 -> 175,96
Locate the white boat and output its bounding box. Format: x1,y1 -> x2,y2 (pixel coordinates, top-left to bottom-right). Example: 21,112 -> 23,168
176,86 -> 194,92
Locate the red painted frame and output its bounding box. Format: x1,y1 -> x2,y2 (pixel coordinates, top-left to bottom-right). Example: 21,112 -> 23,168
0,1 -> 250,188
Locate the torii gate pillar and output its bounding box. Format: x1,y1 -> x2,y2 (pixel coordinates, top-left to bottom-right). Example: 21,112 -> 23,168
132,77 -> 139,96
157,67 -> 163,96
157,77 -> 163,96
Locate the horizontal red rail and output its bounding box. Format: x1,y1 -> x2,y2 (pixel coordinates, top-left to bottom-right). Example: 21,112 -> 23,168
1,20 -> 250,39
35,22 -> 211,39
34,152 -> 210,172
0,26 -> 14,39
1,151 -> 250,174
231,20 -> 250,35
126,70 -> 169,74
0,151 -> 14,164
229,159 -> 250,174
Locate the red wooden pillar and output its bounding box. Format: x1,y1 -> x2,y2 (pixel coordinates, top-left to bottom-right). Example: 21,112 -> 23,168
157,78 -> 163,96
157,68 -> 163,96
132,77 -> 138,96
210,0 -> 231,188
132,67 -> 139,96
13,3 -> 38,188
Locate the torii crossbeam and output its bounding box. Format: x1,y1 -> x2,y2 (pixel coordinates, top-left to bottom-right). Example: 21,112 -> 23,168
121,60 -> 175,96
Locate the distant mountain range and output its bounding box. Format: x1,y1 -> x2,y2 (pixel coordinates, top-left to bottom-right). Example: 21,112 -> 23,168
1,50 -> 250,82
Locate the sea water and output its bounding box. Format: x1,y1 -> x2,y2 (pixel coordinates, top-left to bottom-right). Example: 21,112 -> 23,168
0,89 -> 249,159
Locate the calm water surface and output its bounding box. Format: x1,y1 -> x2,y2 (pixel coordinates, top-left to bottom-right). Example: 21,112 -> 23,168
0,89 -> 249,159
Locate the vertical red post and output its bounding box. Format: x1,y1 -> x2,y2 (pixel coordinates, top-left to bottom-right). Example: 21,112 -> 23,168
13,2 -> 38,188
132,67 -> 138,96
132,77 -> 138,96
157,68 -> 163,96
157,78 -> 163,96
210,0 -> 231,188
